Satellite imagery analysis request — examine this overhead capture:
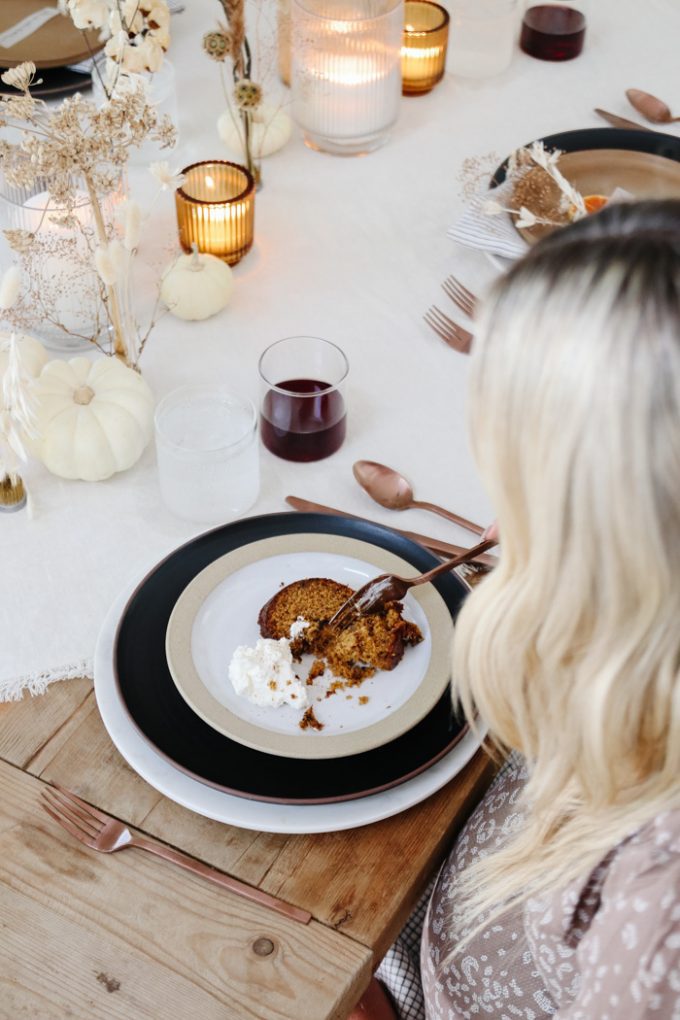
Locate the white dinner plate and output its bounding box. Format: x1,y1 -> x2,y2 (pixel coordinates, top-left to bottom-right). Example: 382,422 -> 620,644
95,573 -> 485,834
165,535 -> 452,759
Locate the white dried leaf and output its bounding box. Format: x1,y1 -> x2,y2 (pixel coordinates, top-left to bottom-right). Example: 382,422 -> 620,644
0,267 -> 21,310
123,200 -> 142,251
482,199 -> 505,216
94,245 -> 118,286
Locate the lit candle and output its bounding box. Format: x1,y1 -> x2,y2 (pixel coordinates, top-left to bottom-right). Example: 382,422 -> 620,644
292,0 -> 402,156
175,161 -> 255,266
401,0 -> 449,95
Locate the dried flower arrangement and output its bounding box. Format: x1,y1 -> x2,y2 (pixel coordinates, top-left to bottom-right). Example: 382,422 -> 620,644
204,1 -> 291,185
0,62 -> 179,368
60,0 -> 171,89
483,142 -> 587,231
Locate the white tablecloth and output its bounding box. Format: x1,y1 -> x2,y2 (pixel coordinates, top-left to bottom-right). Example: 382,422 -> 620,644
3,0 -> 679,696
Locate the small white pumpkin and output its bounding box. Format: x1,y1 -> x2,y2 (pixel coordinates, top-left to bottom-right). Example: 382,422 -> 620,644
0,333 -> 48,409
160,246 -> 233,321
217,104 -> 292,159
33,357 -> 154,481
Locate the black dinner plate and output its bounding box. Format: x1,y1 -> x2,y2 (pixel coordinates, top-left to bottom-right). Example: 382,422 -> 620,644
491,127 -> 680,187
114,512 -> 469,805
0,65 -> 92,98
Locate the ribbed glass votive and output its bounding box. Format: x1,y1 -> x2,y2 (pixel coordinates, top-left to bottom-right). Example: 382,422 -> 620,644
401,1 -> 449,94
175,161 -> 255,266
292,0 -> 402,156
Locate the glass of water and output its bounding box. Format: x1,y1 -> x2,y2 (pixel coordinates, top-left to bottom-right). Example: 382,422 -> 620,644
155,385 -> 260,525
447,0 -> 518,78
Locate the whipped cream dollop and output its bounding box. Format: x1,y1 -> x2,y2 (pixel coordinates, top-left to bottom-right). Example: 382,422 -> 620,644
228,637 -> 309,709
289,616 -> 310,639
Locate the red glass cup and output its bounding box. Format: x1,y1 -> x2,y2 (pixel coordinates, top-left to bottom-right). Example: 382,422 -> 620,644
258,336 -> 349,462
520,4 -> 586,61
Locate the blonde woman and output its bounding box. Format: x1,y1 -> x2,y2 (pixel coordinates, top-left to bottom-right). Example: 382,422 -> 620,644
364,200 -> 680,1020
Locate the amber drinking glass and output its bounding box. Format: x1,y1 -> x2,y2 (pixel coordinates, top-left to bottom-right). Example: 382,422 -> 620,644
401,1 -> 449,95
175,161 -> 255,265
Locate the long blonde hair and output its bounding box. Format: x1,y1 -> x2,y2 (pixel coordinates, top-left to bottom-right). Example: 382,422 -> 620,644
450,200 -> 680,946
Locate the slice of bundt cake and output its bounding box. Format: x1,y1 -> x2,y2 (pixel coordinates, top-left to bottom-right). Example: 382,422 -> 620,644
258,577 -> 423,684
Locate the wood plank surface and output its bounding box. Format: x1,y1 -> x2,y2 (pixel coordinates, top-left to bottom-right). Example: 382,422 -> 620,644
0,759 -> 372,1020
0,682 -> 495,1018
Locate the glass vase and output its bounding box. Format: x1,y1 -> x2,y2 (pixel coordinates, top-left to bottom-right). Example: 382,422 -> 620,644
0,168 -> 124,353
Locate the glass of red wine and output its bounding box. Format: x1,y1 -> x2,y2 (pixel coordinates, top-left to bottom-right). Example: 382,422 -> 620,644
520,2 -> 586,61
258,336 -> 349,462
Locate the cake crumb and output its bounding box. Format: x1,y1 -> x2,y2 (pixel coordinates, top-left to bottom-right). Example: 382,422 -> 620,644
358,696 -> 369,705
300,706 -> 324,731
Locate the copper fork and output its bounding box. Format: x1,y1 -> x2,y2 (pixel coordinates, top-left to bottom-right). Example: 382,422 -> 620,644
40,783 -> 312,925
423,306 -> 473,354
442,275 -> 477,318
327,537 -> 497,632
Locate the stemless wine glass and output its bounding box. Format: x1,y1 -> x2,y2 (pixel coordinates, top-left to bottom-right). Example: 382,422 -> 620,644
520,0 -> 587,61
258,336 -> 349,462
155,384 -> 260,524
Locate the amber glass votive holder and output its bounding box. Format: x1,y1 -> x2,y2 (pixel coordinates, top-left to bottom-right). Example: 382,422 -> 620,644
175,160 -> 255,266
401,0 -> 450,95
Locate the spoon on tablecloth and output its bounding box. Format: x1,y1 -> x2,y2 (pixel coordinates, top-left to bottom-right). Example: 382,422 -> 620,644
353,460 -> 484,536
626,88 -> 680,124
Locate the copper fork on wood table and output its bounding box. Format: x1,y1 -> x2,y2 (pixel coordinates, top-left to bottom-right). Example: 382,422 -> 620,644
40,784 -> 312,925
327,537 -> 497,632
442,275 -> 478,318
423,306 -> 473,353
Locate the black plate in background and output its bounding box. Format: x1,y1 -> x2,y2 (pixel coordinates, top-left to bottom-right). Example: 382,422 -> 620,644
491,127 -> 680,187
114,513 -> 469,805
0,65 -> 92,98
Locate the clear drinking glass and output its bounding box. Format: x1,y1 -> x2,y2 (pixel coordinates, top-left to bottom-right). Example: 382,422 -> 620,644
155,385 -> 260,524
259,336 -> 349,462
520,0 -> 587,61
447,0 -> 518,79
292,0 -> 402,156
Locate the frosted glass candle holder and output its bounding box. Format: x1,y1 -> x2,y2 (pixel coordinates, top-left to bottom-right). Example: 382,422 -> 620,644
402,1 -> 449,95
292,0 -> 402,156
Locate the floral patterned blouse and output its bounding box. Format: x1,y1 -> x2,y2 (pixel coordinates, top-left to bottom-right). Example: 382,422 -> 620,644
420,755 -> 680,1019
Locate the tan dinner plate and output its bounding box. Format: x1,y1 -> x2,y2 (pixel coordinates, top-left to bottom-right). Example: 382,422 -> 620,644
517,148 -> 680,244
166,533 -> 454,760
0,1 -> 102,71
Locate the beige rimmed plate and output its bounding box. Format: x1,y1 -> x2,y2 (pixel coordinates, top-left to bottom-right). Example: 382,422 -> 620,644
517,148 -> 680,244
166,533 -> 453,760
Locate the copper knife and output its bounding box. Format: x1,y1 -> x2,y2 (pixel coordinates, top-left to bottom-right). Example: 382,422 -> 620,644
593,108 -> 652,132
285,496 -> 498,568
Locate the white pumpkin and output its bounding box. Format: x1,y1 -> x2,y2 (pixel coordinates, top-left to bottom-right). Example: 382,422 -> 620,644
33,357 -> 154,481
217,104 -> 292,159
160,247 -> 233,321
0,333 -> 48,410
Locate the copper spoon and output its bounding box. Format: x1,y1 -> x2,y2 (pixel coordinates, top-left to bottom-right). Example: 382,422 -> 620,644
328,537 -> 497,631
626,88 -> 680,124
353,460 -> 484,536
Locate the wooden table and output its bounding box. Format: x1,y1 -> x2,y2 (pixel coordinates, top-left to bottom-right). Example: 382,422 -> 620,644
0,678 -> 494,1019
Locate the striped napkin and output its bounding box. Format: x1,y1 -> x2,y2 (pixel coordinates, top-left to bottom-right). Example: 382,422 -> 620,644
448,181 -> 529,261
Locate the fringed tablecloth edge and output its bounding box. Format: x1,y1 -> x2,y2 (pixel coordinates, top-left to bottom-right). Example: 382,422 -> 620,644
0,659 -> 93,702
